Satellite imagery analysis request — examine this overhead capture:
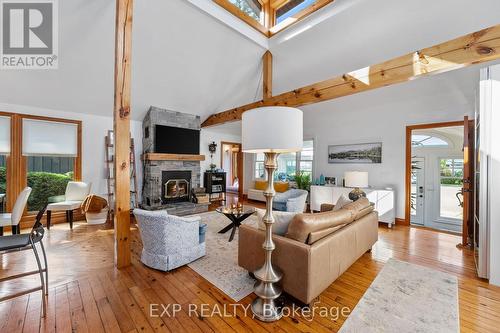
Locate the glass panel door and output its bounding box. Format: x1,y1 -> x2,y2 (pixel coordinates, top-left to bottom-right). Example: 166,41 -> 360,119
410,157 -> 425,225
439,158 -> 464,220
0,155 -> 6,213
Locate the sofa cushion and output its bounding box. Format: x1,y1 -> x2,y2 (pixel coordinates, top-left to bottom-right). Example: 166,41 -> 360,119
307,224 -> 346,244
285,209 -> 355,243
274,182 -> 289,193
256,208 -> 296,236
342,197 -> 372,220
353,204 -> 375,220
253,180 -> 289,193
254,180 -> 267,191
333,194 -> 352,211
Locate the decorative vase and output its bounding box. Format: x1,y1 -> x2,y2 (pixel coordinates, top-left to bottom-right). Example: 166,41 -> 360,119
348,188 -> 367,201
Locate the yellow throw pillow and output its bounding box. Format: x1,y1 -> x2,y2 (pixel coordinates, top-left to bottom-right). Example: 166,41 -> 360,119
254,180 -> 267,191
274,182 -> 289,193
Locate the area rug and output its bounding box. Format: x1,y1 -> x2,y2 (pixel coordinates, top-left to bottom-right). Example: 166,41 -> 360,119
188,211 -> 258,302
340,258 -> 459,333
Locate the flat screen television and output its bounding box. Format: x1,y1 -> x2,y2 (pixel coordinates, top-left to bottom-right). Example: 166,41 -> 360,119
155,125 -> 200,154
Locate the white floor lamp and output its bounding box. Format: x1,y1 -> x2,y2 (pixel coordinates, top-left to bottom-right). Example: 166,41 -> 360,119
242,106 -> 303,322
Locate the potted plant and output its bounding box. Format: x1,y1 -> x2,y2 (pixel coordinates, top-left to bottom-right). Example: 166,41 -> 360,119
294,172 -> 311,191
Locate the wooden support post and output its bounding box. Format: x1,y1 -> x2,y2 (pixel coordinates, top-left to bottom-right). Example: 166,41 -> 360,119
202,24 -> 500,127
113,0 -> 133,268
263,51 -> 273,100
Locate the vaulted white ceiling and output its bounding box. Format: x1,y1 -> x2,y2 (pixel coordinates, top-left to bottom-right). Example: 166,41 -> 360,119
0,0 -> 499,122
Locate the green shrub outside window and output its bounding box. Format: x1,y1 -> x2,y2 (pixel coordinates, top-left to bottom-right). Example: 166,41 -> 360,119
27,171 -> 73,212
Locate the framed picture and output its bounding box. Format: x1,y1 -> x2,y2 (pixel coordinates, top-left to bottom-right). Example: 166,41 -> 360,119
325,177 -> 337,185
328,142 -> 382,164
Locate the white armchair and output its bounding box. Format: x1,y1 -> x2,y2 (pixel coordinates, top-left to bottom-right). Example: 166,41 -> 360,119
133,209 -> 206,271
0,187 -> 32,235
46,181 -> 91,229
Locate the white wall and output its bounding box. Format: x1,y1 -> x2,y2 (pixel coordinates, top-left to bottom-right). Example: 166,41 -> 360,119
484,65 -> 500,286
200,128 -> 241,187
302,69 -> 477,219
271,0 -> 500,97
0,103 -> 143,201
199,123 -> 254,194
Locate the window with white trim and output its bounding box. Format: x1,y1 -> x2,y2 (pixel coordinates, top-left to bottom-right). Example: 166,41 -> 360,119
254,139 -> 314,181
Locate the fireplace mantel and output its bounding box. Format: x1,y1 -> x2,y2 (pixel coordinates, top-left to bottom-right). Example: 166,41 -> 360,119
142,153 -> 206,161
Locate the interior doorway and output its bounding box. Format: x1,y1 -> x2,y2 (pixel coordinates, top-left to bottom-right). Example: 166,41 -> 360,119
405,120 -> 474,241
220,141 -> 243,199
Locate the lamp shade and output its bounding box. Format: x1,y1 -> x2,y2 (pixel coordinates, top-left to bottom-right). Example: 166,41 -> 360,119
344,171 -> 368,188
242,107 -> 303,153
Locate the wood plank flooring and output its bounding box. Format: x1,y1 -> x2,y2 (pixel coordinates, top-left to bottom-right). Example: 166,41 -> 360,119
1,200 -> 499,332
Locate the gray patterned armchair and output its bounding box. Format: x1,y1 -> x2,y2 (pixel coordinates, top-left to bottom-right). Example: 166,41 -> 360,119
133,209 -> 206,271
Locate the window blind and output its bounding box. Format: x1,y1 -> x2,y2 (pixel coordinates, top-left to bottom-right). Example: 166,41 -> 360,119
22,119 -> 78,156
0,116 -> 10,154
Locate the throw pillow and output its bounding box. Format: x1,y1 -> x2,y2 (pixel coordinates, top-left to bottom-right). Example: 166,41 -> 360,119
256,208 -> 296,236
274,182 -> 289,193
333,194 -> 352,211
254,180 -> 267,191
285,209 -> 354,243
342,197 -> 372,219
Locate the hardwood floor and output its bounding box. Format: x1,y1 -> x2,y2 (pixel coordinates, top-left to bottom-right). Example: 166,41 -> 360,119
1,197 -> 499,332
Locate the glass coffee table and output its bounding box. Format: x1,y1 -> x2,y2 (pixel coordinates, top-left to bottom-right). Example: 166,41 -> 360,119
216,206 -> 256,242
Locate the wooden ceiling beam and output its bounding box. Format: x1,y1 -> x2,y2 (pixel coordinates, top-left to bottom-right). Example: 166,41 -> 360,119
201,24 -> 500,128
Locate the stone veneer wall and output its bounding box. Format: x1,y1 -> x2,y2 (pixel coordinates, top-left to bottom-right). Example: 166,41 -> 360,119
142,106 -> 200,153
142,106 -> 202,210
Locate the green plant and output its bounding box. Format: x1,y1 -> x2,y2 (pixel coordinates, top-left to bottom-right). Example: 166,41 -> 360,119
0,166 -> 6,195
294,172 -> 311,191
441,178 -> 463,185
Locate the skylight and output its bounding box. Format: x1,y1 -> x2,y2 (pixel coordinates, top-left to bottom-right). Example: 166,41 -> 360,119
216,0 -> 333,37
276,0 -> 316,24
228,0 -> 263,23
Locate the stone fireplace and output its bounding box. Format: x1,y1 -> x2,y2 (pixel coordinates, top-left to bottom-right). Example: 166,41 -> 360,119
141,107 -> 209,216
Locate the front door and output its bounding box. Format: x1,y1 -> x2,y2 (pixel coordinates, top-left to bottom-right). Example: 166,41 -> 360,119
411,157 -> 425,225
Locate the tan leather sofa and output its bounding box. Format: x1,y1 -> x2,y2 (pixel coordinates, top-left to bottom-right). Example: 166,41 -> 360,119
238,202 -> 378,305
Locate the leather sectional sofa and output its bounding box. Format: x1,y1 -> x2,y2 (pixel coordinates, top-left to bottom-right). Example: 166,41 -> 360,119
238,198 -> 378,305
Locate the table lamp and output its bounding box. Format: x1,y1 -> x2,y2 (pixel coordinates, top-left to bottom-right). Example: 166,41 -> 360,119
344,171 -> 369,201
242,106 -> 303,322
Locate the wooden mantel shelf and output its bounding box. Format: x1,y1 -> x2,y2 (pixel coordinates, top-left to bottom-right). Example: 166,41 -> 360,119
142,153 -> 206,161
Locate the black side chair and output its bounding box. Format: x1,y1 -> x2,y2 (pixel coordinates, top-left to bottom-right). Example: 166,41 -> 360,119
0,205 -> 49,317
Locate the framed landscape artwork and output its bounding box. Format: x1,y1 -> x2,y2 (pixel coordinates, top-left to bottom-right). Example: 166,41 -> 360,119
328,142 -> 382,164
